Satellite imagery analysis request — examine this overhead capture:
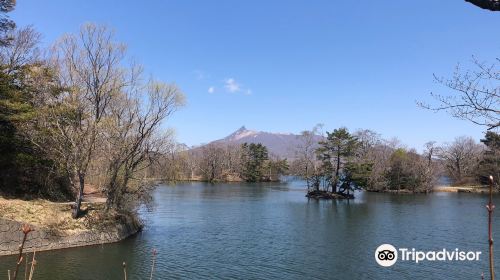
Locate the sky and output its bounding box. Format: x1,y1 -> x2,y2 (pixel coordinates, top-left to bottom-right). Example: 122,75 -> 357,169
11,0 -> 500,149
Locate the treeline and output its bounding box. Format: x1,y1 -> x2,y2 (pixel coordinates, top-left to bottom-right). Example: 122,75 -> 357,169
290,126 -> 499,197
149,142 -> 289,183
148,125 -> 498,196
0,2 -> 183,218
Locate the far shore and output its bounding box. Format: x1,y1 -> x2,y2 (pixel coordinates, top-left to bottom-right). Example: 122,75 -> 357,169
434,185 -> 496,193
158,179 -> 498,194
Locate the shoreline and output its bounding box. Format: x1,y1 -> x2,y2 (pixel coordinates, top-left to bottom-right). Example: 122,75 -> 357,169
433,185 -> 496,194
0,183 -> 495,256
0,197 -> 141,256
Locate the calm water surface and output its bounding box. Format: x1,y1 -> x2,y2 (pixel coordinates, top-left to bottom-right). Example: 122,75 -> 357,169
1,181 -> 499,279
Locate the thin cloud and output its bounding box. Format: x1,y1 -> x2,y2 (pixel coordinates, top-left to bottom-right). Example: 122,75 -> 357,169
193,70 -> 207,80
224,78 -> 241,93
204,76 -> 252,96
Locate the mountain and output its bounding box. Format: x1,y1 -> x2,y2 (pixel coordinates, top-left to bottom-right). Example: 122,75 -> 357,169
204,126 -> 322,159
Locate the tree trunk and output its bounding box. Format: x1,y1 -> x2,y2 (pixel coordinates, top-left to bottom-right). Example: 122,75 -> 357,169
72,174 -> 85,219
333,147 -> 340,193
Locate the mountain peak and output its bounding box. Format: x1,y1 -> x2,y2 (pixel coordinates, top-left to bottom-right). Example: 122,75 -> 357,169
225,126 -> 258,141
236,126 -> 247,133
204,126 -> 323,159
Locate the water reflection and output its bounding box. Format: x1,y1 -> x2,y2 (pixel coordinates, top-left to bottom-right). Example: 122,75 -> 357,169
0,182 -> 499,280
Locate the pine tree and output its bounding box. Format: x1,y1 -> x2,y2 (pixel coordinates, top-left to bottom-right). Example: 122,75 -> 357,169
240,143 -> 269,182
478,132 -> 500,187
316,127 -> 360,194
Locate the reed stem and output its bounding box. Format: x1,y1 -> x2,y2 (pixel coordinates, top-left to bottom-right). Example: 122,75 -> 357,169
123,262 -> 127,280
487,175 -> 495,280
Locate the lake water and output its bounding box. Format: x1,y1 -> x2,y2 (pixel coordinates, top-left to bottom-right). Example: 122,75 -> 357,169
1,181 -> 499,279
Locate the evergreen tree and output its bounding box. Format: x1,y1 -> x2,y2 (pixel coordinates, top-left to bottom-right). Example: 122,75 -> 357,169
240,143 -> 269,182
0,39 -> 69,198
264,158 -> 289,181
342,162 -> 372,195
316,127 -> 359,193
478,131 -> 500,187
0,0 -> 15,46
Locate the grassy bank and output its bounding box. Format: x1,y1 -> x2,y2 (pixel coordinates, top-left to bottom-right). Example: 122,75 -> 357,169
0,196 -> 142,257
0,197 -> 118,232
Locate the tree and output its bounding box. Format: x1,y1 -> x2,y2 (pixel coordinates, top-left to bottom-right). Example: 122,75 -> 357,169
342,162 -> 372,195
294,124 -> 322,190
352,129 -> 390,191
466,0 -> 500,11
420,57 -> 499,130
478,131 -> 500,187
28,24 -> 134,218
0,26 -> 70,198
151,141 -> 191,181
386,148 -> 408,191
0,0 -> 15,46
102,80 -> 184,210
198,143 -> 226,182
438,136 -> 484,184
385,148 -> 434,193
422,141 -> 439,190
264,156 -> 289,182
316,127 -> 359,194
240,143 -> 269,182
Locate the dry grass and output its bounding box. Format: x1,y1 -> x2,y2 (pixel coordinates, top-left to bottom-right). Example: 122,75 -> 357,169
434,185 -> 491,193
0,197 -> 118,233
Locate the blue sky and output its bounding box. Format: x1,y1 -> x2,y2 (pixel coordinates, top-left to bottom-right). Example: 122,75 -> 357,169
12,1 -> 500,149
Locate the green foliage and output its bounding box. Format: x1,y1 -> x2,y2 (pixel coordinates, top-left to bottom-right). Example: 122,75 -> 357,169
0,66 -> 70,199
342,162 -> 372,192
316,127 -> 362,194
264,158 -> 289,182
478,131 -> 500,187
385,148 -> 432,192
240,143 -> 269,182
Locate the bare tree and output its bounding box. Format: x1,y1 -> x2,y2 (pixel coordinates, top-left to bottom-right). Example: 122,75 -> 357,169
0,26 -> 41,74
184,148 -> 199,180
421,141 -> 439,191
198,143 -> 226,182
220,144 -> 242,179
438,136 -> 484,184
295,124 -> 323,190
153,141 -> 191,181
419,57 -> 499,131
31,24 -> 129,218
103,80 -> 184,210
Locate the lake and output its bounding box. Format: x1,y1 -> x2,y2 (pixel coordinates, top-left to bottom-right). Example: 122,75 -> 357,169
0,181 -> 499,279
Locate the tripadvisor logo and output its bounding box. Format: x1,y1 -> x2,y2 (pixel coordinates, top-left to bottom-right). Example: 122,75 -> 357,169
375,244 -> 398,267
375,244 -> 482,267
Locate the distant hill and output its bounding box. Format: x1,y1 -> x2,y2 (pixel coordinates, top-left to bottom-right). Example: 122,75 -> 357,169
200,126 -> 322,159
